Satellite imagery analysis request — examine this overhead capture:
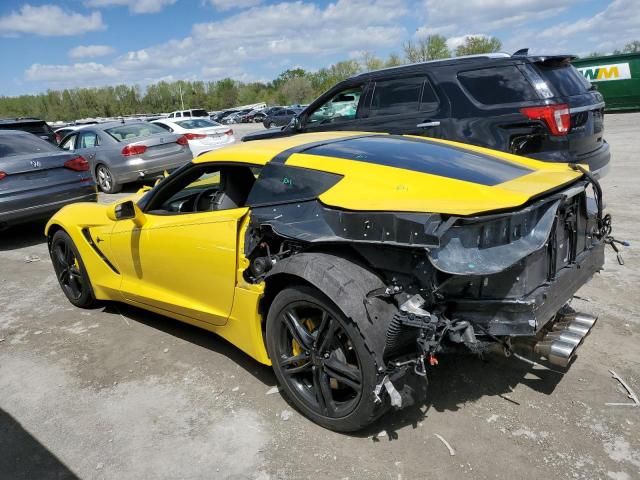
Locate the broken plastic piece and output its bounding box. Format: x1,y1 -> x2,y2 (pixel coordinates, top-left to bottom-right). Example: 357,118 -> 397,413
373,375 -> 403,408
434,433 -> 456,456
605,369 -> 639,407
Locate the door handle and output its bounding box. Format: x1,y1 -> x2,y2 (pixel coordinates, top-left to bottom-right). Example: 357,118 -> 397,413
416,121 -> 441,128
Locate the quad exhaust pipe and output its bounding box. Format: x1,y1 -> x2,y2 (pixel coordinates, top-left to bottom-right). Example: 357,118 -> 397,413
534,312 -> 598,367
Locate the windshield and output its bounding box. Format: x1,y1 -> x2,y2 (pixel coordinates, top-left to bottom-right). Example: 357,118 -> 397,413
105,123 -> 167,141
0,132 -> 59,158
175,119 -> 220,129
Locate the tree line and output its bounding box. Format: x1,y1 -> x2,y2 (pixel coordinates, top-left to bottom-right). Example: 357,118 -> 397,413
2,36 -> 636,122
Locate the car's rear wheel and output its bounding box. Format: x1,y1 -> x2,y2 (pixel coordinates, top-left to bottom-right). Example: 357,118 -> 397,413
96,164 -> 122,194
266,285 -> 381,432
49,230 -> 96,308
268,121 -> 276,129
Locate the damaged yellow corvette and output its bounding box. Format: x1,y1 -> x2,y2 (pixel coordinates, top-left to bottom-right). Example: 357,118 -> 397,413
46,131 -> 613,431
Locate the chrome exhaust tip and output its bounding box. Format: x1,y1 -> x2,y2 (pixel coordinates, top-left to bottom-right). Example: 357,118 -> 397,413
560,312 -> 598,330
534,340 -> 577,368
552,320 -> 591,338
543,330 -> 584,348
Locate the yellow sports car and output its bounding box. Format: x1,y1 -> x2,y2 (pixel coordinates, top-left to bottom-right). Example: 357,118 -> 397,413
46,131 -> 611,431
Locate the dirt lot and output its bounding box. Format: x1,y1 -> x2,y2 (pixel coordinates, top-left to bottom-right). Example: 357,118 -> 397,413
1,117 -> 639,480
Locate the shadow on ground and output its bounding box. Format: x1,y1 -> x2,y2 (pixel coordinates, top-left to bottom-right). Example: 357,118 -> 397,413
106,303 -> 276,387
0,221 -> 48,251
105,304 -> 564,438
0,408 -> 78,480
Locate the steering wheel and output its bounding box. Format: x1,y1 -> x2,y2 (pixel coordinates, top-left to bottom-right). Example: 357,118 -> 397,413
193,187 -> 221,212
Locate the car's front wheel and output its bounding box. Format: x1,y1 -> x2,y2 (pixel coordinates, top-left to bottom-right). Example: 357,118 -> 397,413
96,164 -> 122,194
266,285 -> 382,432
49,230 -> 96,308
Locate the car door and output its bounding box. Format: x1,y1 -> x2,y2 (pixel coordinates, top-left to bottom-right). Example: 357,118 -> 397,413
301,83 -> 369,133
355,75 -> 448,137
108,163 -> 256,326
74,130 -> 100,165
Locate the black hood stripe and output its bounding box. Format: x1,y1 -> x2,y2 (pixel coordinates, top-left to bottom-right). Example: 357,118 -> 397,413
270,134 -> 380,164
303,135 -> 533,186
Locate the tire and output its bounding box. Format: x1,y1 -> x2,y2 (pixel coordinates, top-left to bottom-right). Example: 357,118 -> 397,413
266,285 -> 382,432
95,164 -> 122,194
268,121 -> 276,129
49,230 -> 96,308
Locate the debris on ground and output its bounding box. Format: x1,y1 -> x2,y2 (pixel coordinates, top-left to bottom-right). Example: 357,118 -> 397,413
280,410 -> 292,421
266,386 -> 279,395
163,348 -> 169,353
372,430 -> 388,441
434,434 -> 456,456
232,386 -> 240,392
605,369 -> 640,407
24,255 -> 41,263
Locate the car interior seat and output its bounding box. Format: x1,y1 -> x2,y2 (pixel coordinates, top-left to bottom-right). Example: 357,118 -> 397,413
212,167 -> 256,210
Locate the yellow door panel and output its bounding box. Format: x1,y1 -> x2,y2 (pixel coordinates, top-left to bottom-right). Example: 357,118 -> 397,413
109,207 -> 248,326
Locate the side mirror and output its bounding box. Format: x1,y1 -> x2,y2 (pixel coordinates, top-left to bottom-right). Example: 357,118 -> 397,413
106,200 -> 146,226
290,115 -> 302,131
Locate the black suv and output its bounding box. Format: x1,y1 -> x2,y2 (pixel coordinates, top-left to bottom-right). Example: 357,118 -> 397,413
244,53 -> 609,177
0,118 -> 56,144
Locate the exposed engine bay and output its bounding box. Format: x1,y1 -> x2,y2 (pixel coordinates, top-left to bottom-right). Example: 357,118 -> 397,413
242,171 -> 619,409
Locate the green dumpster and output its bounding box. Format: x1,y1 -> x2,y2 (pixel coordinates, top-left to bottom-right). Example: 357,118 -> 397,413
572,53 -> 640,111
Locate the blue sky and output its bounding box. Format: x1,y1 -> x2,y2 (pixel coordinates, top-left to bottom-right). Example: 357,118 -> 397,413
0,0 -> 637,96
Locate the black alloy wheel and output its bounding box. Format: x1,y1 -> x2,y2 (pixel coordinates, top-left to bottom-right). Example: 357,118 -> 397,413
267,286 -> 382,431
49,230 -> 95,308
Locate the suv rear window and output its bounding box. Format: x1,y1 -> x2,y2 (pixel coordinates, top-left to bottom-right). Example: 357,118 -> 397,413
458,66 -> 537,105
534,63 -> 590,97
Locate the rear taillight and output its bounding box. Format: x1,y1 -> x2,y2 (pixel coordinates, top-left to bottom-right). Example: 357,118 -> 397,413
184,133 -> 207,140
520,104 -> 571,136
0,171 -> 6,181
121,144 -> 147,156
176,135 -> 189,146
224,129 -> 233,136
63,156 -> 90,171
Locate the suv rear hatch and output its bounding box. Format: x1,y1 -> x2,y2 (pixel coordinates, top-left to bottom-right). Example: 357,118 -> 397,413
529,58 -> 606,157
0,119 -> 56,143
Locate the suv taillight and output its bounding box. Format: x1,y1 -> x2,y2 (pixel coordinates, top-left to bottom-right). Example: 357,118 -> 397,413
0,171 -> 6,181
63,156 -> 90,171
122,144 -> 147,156
520,104 -> 571,136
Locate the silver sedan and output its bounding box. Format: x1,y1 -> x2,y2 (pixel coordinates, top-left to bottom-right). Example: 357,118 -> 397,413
59,121 -> 192,193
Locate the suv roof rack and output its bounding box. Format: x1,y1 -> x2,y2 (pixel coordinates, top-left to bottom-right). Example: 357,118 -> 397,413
354,52 -> 511,77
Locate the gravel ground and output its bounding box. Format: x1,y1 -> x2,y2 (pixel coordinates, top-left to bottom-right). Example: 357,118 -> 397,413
1,117 -> 639,480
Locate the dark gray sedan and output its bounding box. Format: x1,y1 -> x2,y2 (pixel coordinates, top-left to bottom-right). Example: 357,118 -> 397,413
59,121 -> 192,193
0,130 -> 96,230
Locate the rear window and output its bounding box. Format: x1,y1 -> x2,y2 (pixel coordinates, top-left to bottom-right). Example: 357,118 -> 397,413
0,132 -> 59,158
370,77 -> 422,116
458,66 -> 537,105
0,121 -> 52,137
105,123 -> 166,141
534,63 -> 590,97
176,119 -> 220,129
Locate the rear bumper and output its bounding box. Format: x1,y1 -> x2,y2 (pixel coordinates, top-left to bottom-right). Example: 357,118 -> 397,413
0,187 -> 97,226
111,151 -> 192,183
530,141 -> 610,178
449,242 -> 605,336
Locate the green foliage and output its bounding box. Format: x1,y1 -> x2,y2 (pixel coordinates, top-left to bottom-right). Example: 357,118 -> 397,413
623,40 -> 640,53
454,36 -> 502,56
403,35 -> 450,62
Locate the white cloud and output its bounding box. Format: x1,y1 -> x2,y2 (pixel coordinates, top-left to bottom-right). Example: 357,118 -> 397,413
0,4 -> 105,36
25,63 -> 119,84
209,0 -> 262,11
84,0 -> 177,14
69,45 -> 116,59
418,0 -> 575,36
25,0 -> 407,88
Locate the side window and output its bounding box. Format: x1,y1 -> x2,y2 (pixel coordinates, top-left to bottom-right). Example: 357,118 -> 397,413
60,134 -> 77,150
168,113 -> 174,118
146,164 -> 259,214
306,86 -> 363,125
78,132 -> 99,149
458,66 -> 537,105
184,111 -> 192,117
421,81 -> 439,111
155,122 -> 173,132
176,112 -> 182,118
369,77 -> 425,117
